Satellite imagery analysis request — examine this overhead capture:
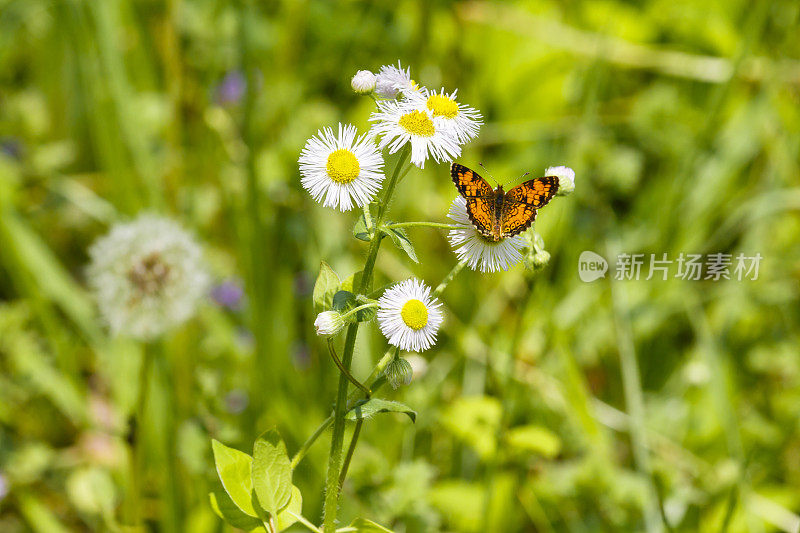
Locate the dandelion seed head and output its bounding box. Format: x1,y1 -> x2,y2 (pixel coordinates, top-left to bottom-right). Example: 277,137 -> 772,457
87,214 -> 209,340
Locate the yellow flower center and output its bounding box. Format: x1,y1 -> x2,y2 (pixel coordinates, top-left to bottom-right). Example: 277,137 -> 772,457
326,149 -> 360,184
400,299 -> 428,330
398,110 -> 435,137
426,94 -> 459,119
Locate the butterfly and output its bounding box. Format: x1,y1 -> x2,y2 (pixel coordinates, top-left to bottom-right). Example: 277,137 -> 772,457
451,163 -> 559,241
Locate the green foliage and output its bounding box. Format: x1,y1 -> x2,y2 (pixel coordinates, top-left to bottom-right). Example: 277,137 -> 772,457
252,428 -> 293,518
2,0 -> 800,531
379,225 -> 419,264
346,399 -> 417,423
313,262 -> 341,313
211,432 -> 303,532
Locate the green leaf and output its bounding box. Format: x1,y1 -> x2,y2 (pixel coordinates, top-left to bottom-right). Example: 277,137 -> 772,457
342,517 -> 395,532
211,439 -> 258,517
251,428 -> 293,517
346,399 -> 416,423
380,225 -> 418,263
506,425 -> 562,458
340,271 -> 363,293
353,213 -> 371,241
313,261 -> 340,313
275,485 -> 303,532
209,490 -> 264,531
332,290 -> 356,312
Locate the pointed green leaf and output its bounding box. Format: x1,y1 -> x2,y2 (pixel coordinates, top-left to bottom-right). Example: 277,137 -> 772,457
275,485 -> 303,531
346,399 -> 416,423
343,517 -> 395,532
252,428 -> 293,517
340,271 -> 363,293
332,290 -> 356,312
380,226 -> 418,263
211,439 -> 258,517
313,262 -> 340,313
209,490 -> 264,531
353,214 -> 371,241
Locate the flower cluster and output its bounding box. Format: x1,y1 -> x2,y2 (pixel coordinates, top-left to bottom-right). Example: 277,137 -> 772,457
301,60 -> 575,378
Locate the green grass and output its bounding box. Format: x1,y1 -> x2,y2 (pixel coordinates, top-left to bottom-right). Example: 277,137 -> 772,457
1,0 -> 800,531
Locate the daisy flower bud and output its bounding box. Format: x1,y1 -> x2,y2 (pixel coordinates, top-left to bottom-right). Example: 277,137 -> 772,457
545,165 -> 575,197
351,70 -> 376,94
87,214 -> 209,341
377,279 -> 443,352
385,355 -> 413,389
314,310 -> 345,336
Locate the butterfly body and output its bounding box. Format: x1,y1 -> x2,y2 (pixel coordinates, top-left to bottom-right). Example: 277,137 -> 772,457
451,163 -> 559,241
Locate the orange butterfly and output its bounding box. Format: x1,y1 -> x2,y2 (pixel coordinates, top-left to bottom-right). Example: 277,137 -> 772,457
451,163 -> 559,241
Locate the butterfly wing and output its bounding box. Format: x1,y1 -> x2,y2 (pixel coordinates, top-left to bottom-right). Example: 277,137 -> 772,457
500,176 -> 559,238
451,163 -> 498,239
451,163 -> 494,198
466,198 -> 495,238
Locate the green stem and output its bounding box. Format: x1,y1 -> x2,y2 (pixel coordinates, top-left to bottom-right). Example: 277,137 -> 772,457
338,420 -> 363,490
294,263 -> 461,474
328,340 -> 371,397
126,347 -> 154,527
322,145 -> 410,532
339,302 -> 378,322
384,221 -> 459,230
433,261 -> 466,297
291,414 -> 333,470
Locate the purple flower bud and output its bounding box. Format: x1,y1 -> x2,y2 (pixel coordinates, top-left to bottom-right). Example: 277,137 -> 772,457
215,71 -> 246,105
210,279 -> 245,311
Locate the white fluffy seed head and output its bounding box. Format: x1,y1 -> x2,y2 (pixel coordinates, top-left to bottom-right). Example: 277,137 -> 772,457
87,214 -> 210,341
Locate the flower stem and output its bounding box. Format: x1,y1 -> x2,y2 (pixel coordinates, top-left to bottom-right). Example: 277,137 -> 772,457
338,419 -> 363,490
434,260 -> 466,297
328,339 -> 371,397
322,145 -> 411,532
126,346 -> 153,527
339,302 -> 378,322
384,221 -> 459,231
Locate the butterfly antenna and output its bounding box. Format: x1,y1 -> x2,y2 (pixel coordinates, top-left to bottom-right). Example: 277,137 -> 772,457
479,162 -> 499,186
519,171 -> 530,183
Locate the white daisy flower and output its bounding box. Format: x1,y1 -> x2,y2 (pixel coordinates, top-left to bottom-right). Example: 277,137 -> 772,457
377,279 -> 443,353
369,99 -> 461,168
407,88 -> 482,144
299,123 -> 385,211
374,61 -> 418,99
314,310 -> 345,336
87,214 -> 210,340
545,165 -> 575,196
447,196 -> 527,273
351,70 -> 376,94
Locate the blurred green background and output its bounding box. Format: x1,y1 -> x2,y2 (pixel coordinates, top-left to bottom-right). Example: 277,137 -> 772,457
1,0 -> 800,531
